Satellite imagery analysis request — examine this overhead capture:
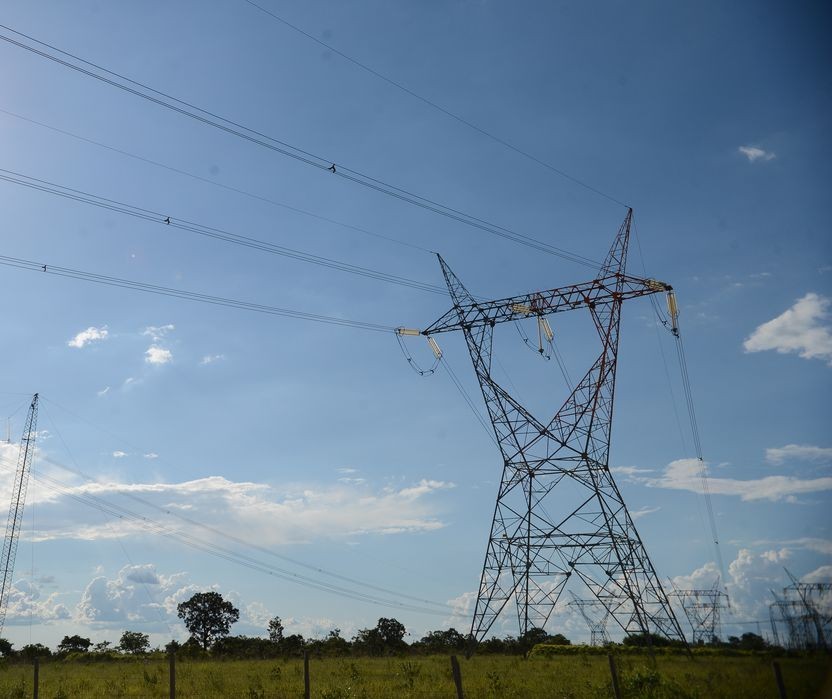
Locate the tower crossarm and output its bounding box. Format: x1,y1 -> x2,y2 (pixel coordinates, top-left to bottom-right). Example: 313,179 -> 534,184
423,274 -> 671,336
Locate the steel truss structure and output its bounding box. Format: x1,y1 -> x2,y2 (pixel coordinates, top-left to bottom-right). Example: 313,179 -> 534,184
0,393 -> 39,634
670,580 -> 727,644
422,211 -> 686,644
568,591 -> 611,646
770,569 -> 831,650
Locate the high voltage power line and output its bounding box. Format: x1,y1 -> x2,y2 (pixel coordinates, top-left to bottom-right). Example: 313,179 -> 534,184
0,254 -> 394,333
0,107 -> 433,255
0,23 -> 601,268
0,454 -> 448,616
0,168 -> 448,296
242,0 -> 630,209
38,396 -> 451,614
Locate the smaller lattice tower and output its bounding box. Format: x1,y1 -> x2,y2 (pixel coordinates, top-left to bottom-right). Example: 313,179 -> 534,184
670,578 -> 728,644
568,591 -> 611,646
0,393 -> 39,634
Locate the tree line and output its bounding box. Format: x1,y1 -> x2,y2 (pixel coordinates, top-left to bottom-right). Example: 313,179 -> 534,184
0,590 -> 777,660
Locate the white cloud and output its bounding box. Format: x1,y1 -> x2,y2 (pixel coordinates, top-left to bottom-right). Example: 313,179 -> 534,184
803,566 -> 832,584
738,145 -> 775,162
3,578 -> 71,626
630,505 -> 661,520
145,346 -> 173,365
144,452 -> 159,460
674,548 -> 805,624
611,466 -> 655,476
644,458 -> 832,501
96,386 -> 110,397
753,538 -> 832,556
8,474 -> 455,546
142,324 -> 175,342
199,354 -> 225,365
112,450 -> 127,459
766,444 -> 832,465
77,563 -> 190,628
743,293 -> 832,365
67,326 -> 108,349
123,377 -> 138,389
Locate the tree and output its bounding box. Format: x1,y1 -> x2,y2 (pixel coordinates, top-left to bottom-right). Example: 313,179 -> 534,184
93,640 -> 112,653
354,617 -> 407,656
729,632 -> 768,651
417,628 -> 466,654
177,591 -> 240,650
58,635 -> 92,654
268,615 -> 284,643
0,638 -> 12,657
519,627 -> 550,652
19,643 -> 51,659
118,630 -> 150,654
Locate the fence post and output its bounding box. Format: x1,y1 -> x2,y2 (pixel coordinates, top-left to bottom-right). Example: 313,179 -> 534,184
169,652 -> 176,699
772,660 -> 787,699
450,655 -> 464,699
303,650 -> 310,699
607,654 -> 621,699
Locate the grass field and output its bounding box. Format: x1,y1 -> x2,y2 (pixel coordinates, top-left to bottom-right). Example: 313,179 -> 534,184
0,653 -> 829,698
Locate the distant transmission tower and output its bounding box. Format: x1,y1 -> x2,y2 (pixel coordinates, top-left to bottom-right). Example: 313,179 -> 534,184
0,393 -> 38,634
670,579 -> 727,644
770,569 -> 831,650
407,211 -> 687,644
568,591 -> 611,645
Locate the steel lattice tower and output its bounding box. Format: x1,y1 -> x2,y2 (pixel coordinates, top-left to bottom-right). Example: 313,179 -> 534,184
420,211 -> 686,644
0,393 -> 39,634
670,580 -> 727,644
568,591 -> 611,646
770,570 -> 831,650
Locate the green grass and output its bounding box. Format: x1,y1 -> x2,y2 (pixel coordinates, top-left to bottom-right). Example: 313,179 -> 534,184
0,653 -> 828,698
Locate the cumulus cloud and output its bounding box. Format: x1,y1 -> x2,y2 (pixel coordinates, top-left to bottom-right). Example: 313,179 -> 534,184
738,145 -> 776,162
199,354 -> 225,365
643,458 -> 832,502
112,450 -> 127,458
77,564 -> 191,627
743,293 -> 832,365
765,444 -> 832,465
67,326 -> 108,349
3,578 -> 71,626
144,452 -> 159,460
145,346 -> 173,365
677,548 -> 832,629
804,566 -> 832,584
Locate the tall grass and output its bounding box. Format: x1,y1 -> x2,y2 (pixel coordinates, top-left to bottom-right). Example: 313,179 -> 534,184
0,653 -> 827,697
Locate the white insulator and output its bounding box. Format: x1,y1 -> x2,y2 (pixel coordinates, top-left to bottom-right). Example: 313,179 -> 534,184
666,290 -> 679,333
396,327 -> 421,336
427,337 -> 443,359
539,318 -> 554,343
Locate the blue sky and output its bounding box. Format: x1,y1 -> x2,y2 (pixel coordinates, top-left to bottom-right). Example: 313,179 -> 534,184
0,1 -> 829,648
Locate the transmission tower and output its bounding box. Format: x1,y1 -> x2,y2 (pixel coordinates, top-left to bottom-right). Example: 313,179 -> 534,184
670,579 -> 727,644
411,210 -> 687,644
769,569 -> 831,650
0,393 -> 39,634
568,591 -> 611,645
